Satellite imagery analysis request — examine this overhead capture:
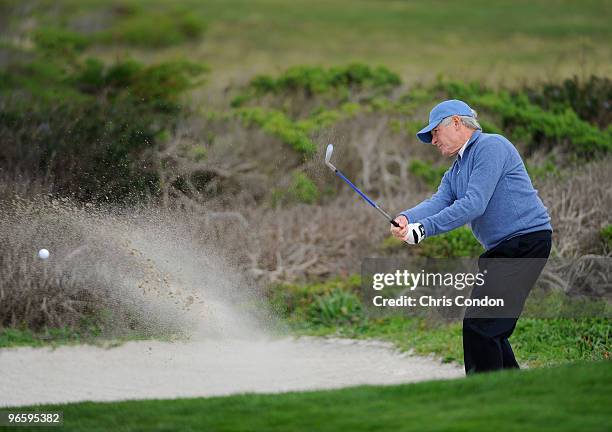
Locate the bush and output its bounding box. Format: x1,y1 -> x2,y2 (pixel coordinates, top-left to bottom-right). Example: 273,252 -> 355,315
252,64 -> 400,96
288,172 -> 319,204
525,156 -> 559,180
0,59 -> 84,102
600,225 -> 612,253
409,159 -> 448,189
235,103 -> 361,158
524,75 -> 612,129
232,63 -> 401,107
96,10 -> 205,48
378,236 -> 406,253
308,289 -> 365,326
420,226 -> 484,258
33,27 -> 91,55
267,275 -> 361,319
0,56 -> 206,202
2,101 -> 162,201
236,108 -> 317,155
437,79 -> 612,157
297,108 -> 344,131
478,119 -> 504,135
74,58 -> 206,111
272,172 -> 320,206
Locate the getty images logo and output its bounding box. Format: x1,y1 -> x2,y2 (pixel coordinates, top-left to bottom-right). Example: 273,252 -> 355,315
371,269 -> 487,291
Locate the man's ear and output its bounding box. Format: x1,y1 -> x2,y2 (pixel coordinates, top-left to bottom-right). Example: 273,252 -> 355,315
453,115 -> 461,129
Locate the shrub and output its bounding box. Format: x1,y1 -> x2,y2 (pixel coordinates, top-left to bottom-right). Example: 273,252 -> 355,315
272,172 -> 320,205
252,64 -> 400,96
233,63 -> 401,107
437,79 -> 612,157
409,159 -> 448,189
288,172 -> 319,204
524,75 -> 612,128
33,27 -> 91,55
420,226 -> 484,258
525,156 -> 559,180
0,59 -> 84,102
1,56 -> 206,202
297,108 -> 343,130
308,289 -> 365,326
379,236 -> 405,253
74,58 -> 206,111
235,105 -> 357,157
267,275 -> 362,319
236,108 -> 317,155
601,225 -> 612,253
192,146 -> 207,162
2,101 -> 160,201
478,119 -> 504,135
98,11 -> 205,48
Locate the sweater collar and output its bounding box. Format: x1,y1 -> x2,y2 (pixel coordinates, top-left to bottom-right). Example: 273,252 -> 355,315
458,129 -> 481,160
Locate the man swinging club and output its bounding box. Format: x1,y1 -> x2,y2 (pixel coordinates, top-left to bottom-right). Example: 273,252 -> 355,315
391,99 -> 552,374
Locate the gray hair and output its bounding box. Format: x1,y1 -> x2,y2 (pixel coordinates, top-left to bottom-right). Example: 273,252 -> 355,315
440,109 -> 481,130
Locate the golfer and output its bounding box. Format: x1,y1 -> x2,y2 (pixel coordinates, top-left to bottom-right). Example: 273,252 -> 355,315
390,99 -> 552,374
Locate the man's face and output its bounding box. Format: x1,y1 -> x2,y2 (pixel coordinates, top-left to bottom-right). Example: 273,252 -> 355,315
431,117 -> 462,157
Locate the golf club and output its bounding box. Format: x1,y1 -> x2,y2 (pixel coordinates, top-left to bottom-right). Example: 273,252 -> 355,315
324,144 -> 401,228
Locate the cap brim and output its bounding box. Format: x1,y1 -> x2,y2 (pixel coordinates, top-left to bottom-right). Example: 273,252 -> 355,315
416,121 -> 439,144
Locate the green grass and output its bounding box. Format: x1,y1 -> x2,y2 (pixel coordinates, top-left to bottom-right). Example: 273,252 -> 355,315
291,316 -> 611,367
271,276 -> 611,367
10,0 -> 612,85
0,327 -> 183,349
0,326 -> 101,348
10,361 -> 612,431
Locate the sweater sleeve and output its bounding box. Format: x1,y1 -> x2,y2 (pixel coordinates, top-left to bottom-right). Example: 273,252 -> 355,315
400,168 -> 454,223
419,140 -> 507,237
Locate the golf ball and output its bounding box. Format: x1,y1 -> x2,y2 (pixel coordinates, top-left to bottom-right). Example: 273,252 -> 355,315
38,249 -> 50,260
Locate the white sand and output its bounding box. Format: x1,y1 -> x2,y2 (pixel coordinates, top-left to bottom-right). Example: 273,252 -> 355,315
0,337 -> 463,407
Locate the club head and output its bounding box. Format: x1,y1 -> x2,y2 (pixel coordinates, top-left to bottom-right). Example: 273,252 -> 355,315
324,144 -> 336,170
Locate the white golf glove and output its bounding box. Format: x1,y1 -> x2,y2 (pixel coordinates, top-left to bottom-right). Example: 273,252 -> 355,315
404,223 -> 426,245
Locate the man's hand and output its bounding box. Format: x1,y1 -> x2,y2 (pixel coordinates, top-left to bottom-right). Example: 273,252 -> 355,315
405,223 -> 426,245
390,215 -> 409,240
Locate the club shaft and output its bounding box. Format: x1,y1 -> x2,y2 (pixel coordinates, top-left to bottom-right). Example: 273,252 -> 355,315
334,169 -> 400,228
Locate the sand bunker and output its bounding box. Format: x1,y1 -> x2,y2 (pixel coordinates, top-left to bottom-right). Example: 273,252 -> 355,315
0,202 -> 463,408
0,337 -> 462,407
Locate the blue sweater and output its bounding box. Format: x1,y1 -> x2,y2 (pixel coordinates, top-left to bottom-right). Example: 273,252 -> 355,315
401,130 -> 552,251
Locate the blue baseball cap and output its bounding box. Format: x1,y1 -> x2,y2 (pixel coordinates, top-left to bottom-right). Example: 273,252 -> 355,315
416,99 -> 475,143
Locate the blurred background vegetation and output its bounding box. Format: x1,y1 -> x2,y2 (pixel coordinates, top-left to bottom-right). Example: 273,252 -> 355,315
0,0 -> 610,360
